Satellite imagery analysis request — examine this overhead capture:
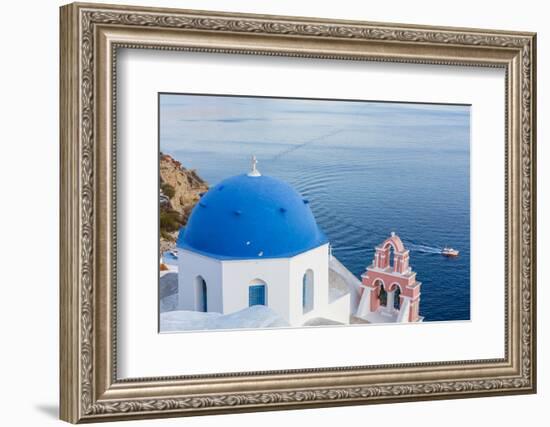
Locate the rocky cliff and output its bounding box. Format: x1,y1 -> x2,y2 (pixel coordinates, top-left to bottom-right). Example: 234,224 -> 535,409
159,153 -> 208,255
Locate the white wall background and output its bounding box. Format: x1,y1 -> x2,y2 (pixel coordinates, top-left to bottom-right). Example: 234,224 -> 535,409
0,0 -> 546,425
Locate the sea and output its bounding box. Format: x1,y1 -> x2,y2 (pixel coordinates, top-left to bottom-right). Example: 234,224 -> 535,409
162,97 -> 470,322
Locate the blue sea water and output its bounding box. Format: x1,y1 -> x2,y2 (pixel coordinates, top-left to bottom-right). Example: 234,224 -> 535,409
161,96 -> 470,322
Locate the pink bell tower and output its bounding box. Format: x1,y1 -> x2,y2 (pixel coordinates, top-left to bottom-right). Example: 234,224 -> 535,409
355,232 -> 423,323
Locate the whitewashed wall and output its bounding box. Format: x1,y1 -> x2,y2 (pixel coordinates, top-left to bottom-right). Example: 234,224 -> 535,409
178,249 -> 223,313
178,243 -> 349,326
221,257 -> 291,318
288,244 -> 330,325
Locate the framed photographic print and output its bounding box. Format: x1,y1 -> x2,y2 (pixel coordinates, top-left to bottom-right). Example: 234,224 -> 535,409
59,2 -> 537,423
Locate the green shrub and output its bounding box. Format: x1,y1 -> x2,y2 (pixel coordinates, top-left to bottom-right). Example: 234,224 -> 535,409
160,209 -> 182,232
161,182 -> 176,199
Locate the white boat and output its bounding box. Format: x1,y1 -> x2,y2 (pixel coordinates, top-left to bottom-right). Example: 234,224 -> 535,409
441,247 -> 459,257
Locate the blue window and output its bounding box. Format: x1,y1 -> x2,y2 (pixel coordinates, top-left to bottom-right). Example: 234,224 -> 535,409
249,284 -> 266,306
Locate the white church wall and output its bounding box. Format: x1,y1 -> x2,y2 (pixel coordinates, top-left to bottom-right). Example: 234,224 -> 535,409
178,249 -> 223,313
220,257 -> 291,318
329,256 -> 362,313
178,244 -> 348,327
288,244 -> 331,325
325,293 -> 351,324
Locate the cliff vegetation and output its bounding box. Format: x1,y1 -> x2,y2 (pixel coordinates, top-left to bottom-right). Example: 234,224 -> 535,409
159,153 -> 208,255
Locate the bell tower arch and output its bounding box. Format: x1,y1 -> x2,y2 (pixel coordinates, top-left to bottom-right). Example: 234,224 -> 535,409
356,232 -> 423,323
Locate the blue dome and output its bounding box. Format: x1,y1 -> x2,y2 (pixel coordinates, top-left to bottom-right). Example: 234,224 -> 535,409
177,174 -> 328,259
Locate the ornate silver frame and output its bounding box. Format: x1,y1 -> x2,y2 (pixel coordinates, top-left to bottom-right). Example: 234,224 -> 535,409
60,2 -> 537,423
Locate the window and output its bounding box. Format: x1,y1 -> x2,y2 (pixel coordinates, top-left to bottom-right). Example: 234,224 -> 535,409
249,281 -> 266,306
302,269 -> 314,313
195,276 -> 207,312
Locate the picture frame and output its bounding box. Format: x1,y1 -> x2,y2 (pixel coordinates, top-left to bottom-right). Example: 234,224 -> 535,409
59,2 -> 537,423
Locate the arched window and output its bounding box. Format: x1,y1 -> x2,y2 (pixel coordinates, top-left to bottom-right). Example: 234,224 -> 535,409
249,279 -> 267,307
195,276 -> 207,312
379,283 -> 387,307
393,285 -> 401,310
302,269 -> 314,313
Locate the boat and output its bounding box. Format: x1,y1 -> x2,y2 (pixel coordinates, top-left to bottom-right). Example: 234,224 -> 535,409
169,250 -> 179,258
441,247 -> 459,257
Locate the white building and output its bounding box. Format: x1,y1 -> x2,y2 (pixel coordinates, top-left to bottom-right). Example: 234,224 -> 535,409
177,159 -> 350,326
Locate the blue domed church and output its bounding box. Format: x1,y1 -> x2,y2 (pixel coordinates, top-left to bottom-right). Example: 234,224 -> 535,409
177,158 -> 351,327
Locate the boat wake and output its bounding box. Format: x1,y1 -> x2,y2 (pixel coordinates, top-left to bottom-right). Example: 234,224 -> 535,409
403,242 -> 442,254
270,129 -> 344,161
